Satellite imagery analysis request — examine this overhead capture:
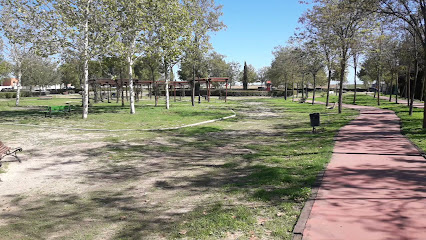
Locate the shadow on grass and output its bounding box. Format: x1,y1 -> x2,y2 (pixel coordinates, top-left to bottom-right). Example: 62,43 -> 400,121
0,98 -> 359,239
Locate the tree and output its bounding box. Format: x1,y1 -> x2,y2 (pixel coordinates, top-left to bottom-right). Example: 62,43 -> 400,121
302,0 -> 370,113
363,0 -> 426,127
0,39 -> 12,79
258,66 -> 270,88
180,0 -> 225,106
146,0 -> 193,110
0,0 -> 40,106
59,60 -> 81,89
227,61 -> 241,88
7,0 -> 116,118
303,41 -> 324,105
243,62 -> 248,90
106,0 -> 151,114
21,53 -> 60,91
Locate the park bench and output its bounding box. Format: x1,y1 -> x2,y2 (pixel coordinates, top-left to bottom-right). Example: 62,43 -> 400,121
0,141 -> 22,167
298,98 -> 306,103
44,105 -> 71,117
327,102 -> 336,110
38,96 -> 53,100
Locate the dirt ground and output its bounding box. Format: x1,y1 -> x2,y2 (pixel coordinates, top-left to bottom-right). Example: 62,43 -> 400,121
0,98 -> 341,239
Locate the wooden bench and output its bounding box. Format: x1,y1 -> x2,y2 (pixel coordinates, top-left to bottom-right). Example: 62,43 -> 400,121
0,141 -> 22,167
44,105 -> 71,117
327,102 -> 336,110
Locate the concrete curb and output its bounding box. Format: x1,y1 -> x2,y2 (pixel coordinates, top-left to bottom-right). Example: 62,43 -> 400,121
0,110 -> 237,132
292,165 -> 329,240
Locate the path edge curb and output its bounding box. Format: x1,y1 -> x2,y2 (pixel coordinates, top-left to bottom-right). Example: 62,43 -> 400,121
291,162 -> 329,240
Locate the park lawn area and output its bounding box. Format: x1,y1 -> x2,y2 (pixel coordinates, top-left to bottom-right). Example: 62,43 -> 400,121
0,97 -> 358,239
0,95 -> 236,130
317,93 -> 426,152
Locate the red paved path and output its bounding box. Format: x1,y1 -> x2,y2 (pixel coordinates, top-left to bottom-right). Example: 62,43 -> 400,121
303,104 -> 426,240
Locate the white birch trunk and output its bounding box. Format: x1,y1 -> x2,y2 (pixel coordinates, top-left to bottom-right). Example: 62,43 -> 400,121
15,61 -> 22,106
82,1 -> 90,119
128,47 -> 136,114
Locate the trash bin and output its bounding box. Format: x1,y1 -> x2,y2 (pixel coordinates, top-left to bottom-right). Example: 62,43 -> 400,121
310,113 -> 320,127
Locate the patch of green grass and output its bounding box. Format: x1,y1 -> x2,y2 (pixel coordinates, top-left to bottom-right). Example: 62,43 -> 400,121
172,202 -> 256,239
317,93 -> 426,152
0,96 -> 234,130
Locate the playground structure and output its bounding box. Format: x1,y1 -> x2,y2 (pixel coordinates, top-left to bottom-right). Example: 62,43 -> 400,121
88,77 -> 230,103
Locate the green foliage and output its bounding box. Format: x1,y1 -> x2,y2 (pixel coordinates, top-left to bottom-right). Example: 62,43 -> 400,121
20,53 -> 60,87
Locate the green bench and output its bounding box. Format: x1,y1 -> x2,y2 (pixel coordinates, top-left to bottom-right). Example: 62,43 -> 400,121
44,105 -> 72,117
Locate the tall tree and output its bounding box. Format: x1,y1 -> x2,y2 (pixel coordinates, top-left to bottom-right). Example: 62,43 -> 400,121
106,0 -> 151,114
147,0 -> 192,110
7,0 -> 116,118
365,0 -> 426,127
302,0 -> 370,113
181,0 -> 224,106
243,62 -> 248,90
303,41 -> 324,105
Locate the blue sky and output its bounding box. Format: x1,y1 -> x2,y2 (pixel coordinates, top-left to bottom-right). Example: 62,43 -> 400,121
210,1 -> 310,70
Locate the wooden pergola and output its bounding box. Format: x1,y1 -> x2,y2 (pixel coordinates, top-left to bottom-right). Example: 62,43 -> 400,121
194,77 -> 230,102
88,77 -> 229,103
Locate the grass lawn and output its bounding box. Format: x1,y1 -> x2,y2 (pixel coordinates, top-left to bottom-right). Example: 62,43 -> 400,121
0,95 -> 235,130
0,96 -> 358,239
316,93 -> 426,152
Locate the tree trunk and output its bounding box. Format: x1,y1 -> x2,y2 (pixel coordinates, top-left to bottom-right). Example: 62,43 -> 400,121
423,51 -> 426,128
420,74 -> 425,103
326,69 -> 331,107
108,85 -> 111,103
191,65 -> 195,106
152,69 -> 158,107
94,84 -> 98,103
389,72 -> 394,102
407,64 -> 411,106
353,55 -> 357,104
301,74 -> 305,99
377,74 -> 381,106
15,62 -> 22,106
338,53 -> 346,114
395,72 -> 399,104
82,1 -> 90,119
296,83 -> 299,98
164,62 -> 170,110
128,53 -> 136,114
116,80 -> 119,103
312,74 -> 316,105
306,82 -> 309,98
284,82 -> 287,100
409,55 -> 419,116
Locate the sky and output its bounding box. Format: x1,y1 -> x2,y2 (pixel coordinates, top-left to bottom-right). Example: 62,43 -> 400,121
209,0 -> 356,84
209,0 -> 310,71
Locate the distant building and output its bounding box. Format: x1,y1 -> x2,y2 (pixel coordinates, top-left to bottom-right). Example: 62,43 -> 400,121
2,78 -> 19,87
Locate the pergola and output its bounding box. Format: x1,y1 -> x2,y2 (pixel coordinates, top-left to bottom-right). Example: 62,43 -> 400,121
194,77 -> 229,102
88,77 -> 229,103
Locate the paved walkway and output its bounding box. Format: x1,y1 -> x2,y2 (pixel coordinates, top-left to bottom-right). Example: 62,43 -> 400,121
302,104 -> 426,240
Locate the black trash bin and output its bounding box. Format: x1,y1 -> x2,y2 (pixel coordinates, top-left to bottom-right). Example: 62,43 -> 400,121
310,113 -> 320,132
